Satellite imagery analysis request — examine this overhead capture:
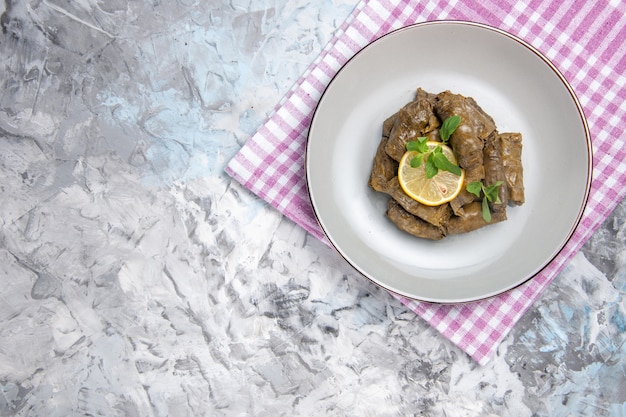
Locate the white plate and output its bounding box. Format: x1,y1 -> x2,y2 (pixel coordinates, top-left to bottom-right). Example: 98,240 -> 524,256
306,21 -> 592,303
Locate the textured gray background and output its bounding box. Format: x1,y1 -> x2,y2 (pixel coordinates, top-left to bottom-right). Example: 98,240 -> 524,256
1,1 -> 625,416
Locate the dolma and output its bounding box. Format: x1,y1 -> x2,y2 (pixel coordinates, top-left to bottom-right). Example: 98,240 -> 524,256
449,188 -> 476,216
435,91 -> 497,140
386,199 -> 445,240
483,131 -> 508,212
369,130 -> 451,227
434,91 -> 498,215
445,202 -> 507,236
434,91 -> 496,181
369,136 -> 398,192
382,178 -> 452,227
369,88 -> 524,241
499,132 -> 525,205
414,88 -> 441,144
385,95 -> 440,161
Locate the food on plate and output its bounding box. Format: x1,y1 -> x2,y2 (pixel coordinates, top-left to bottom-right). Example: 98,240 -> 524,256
397,141 -> 465,207
368,88 -> 525,240
499,132 -> 525,205
386,199 -> 446,241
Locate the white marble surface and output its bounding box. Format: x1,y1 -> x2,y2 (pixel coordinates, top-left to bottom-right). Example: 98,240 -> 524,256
1,1 -> 625,416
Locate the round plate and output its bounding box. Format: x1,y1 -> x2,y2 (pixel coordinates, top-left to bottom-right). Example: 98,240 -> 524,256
306,21 -> 592,303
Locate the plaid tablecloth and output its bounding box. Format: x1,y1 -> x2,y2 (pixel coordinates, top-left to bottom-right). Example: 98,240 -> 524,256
226,0 -> 626,365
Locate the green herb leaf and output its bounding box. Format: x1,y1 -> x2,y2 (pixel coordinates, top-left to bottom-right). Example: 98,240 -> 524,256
404,120 -> 462,179
432,152 -> 462,176
483,181 -> 504,203
467,180 -> 503,223
425,154 -> 438,179
482,197 -> 492,223
440,115 -> 461,142
466,181 -> 483,198
410,154 -> 424,168
406,137 -> 429,153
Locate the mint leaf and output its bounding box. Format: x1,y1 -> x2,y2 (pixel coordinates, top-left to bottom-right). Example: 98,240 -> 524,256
432,152 -> 462,176
440,115 -> 461,142
406,137 -> 429,153
425,154 -> 438,179
483,181 -> 503,203
406,137 -> 456,176
482,197 -> 492,223
466,181 -> 483,198
467,180 -> 503,223
410,154 -> 424,168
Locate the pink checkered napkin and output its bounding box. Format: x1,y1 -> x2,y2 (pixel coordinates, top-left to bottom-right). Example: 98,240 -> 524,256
226,0 -> 626,365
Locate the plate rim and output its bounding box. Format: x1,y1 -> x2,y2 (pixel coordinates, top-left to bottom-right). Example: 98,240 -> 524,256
305,19 -> 593,304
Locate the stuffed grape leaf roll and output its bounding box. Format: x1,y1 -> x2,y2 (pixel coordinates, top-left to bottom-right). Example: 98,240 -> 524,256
434,90 -> 496,180
499,132 -> 525,205
369,87 -> 524,241
483,131 -> 508,213
382,178 -> 452,227
445,202 -> 507,235
369,136 -> 398,192
386,199 -> 446,240
385,94 -> 440,162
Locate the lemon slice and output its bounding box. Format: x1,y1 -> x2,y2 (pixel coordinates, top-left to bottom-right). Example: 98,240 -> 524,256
398,141 -> 465,206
